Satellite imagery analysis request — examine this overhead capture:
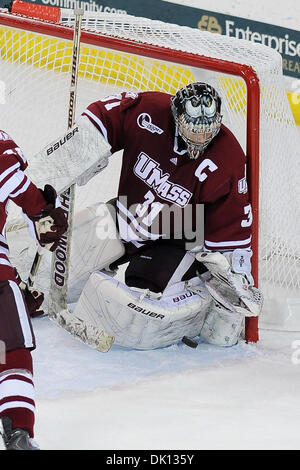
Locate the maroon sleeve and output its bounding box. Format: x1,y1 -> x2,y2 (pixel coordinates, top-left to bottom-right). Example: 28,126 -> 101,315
204,168 -> 252,251
0,130 -> 28,172
10,180 -> 46,217
82,91 -> 142,152
201,128 -> 252,251
0,130 -> 46,217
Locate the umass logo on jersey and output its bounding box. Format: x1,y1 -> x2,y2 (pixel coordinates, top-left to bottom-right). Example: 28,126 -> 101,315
134,152 -> 192,207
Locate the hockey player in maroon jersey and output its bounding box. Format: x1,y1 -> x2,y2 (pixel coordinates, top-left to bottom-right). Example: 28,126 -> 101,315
0,130 -> 68,450
63,82 -> 262,351
81,84 -> 252,252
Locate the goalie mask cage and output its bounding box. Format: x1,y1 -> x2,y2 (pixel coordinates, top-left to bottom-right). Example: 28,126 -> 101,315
0,2 -> 300,342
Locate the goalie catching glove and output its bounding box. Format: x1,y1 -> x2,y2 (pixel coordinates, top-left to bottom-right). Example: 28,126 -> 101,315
23,184 -> 68,252
196,250 -> 263,317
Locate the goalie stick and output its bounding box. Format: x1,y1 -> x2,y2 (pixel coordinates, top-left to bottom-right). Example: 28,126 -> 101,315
28,9 -> 114,352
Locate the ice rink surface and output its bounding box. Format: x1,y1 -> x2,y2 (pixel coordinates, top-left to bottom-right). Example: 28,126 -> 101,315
32,320 -> 300,450
1,0 -> 300,451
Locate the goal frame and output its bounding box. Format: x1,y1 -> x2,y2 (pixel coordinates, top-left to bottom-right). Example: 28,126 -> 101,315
0,9 -> 260,342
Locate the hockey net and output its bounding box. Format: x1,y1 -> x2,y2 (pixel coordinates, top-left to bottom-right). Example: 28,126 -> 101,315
0,2 -> 299,341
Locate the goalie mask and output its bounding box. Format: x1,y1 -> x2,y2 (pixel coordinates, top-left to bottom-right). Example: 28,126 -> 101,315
171,82 -> 222,159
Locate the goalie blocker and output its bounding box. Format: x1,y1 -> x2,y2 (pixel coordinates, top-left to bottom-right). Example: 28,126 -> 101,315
26,116 -> 111,194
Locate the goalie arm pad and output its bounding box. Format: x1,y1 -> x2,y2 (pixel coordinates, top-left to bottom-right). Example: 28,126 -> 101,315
196,250 -> 263,317
26,116 -> 112,194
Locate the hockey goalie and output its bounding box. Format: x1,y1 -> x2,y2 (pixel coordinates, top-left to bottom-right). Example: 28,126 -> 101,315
29,82 -> 263,350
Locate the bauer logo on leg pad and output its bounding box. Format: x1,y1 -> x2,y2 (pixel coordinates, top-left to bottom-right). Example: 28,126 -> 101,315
127,302 -> 165,319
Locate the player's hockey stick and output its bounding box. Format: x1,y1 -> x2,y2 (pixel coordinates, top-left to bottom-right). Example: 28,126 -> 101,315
28,9 -> 114,352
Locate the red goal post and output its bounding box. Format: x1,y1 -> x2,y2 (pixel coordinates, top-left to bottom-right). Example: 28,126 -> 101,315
2,1 -> 297,344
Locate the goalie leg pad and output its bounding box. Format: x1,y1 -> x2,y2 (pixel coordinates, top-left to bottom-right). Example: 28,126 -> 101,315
72,271 -> 212,350
68,202 -> 125,302
200,302 -> 244,347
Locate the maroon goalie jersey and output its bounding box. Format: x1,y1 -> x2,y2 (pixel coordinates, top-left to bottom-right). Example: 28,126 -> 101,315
82,91 -> 252,252
0,130 -> 46,280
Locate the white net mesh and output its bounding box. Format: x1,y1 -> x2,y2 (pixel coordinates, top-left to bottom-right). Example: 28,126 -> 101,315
0,10 -> 299,330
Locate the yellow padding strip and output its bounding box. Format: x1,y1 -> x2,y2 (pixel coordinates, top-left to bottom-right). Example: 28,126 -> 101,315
287,91 -> 300,126
0,26 -> 194,94
0,25 -> 298,125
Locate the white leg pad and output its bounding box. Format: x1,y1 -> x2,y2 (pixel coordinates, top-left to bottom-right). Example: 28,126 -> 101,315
72,271 -> 212,349
68,202 -> 125,302
200,303 -> 244,346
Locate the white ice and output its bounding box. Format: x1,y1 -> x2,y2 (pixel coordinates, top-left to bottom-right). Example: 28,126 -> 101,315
20,321 -> 300,450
